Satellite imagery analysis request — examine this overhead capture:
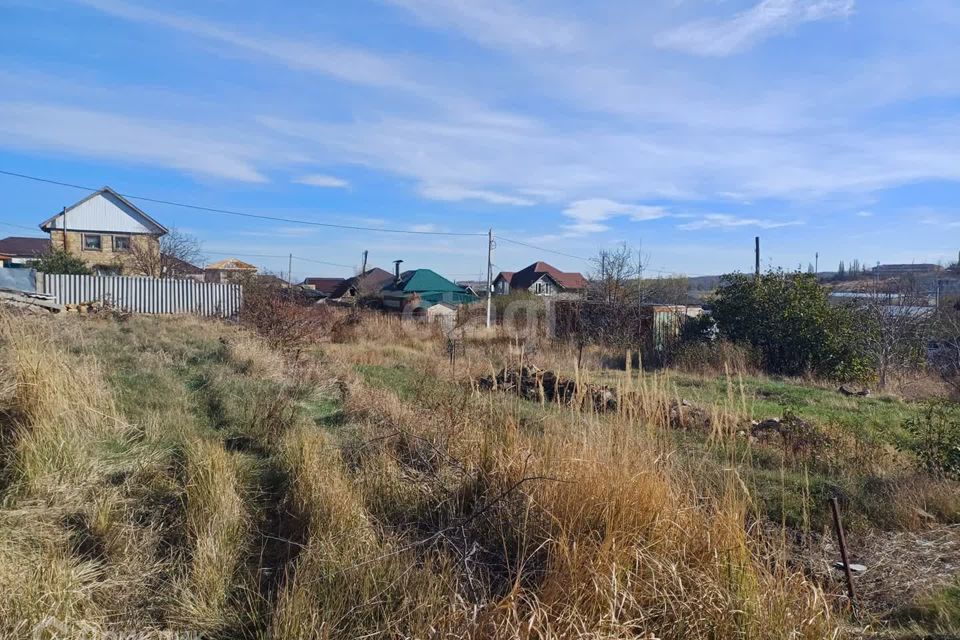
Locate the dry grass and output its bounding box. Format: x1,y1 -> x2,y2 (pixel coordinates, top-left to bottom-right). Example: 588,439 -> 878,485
325,365 -> 840,639
3,310 -> 958,638
270,426 -> 459,638
0,318 -> 167,638
228,332 -> 289,383
0,510 -> 106,638
6,324 -> 126,497
168,439 -> 250,633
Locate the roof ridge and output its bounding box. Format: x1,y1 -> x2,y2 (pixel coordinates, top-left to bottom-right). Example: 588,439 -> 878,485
38,186 -> 169,235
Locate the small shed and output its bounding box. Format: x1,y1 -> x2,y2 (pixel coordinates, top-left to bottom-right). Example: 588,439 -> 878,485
640,304 -> 704,352
420,301 -> 458,330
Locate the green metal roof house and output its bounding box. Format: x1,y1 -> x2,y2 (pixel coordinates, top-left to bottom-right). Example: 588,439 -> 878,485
381,269 -> 479,311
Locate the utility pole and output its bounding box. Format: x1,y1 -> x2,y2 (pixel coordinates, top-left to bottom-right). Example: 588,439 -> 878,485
287,253 -> 293,287
485,228 -> 494,328
61,206 -> 68,251
637,245 -> 644,306
361,250 -> 368,275
637,245 -> 645,346
601,253 -> 607,301
754,236 -> 760,279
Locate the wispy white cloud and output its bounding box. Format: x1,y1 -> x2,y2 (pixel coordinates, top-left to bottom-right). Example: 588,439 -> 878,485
677,213 -> 804,231
0,101 -> 268,182
294,174 -> 350,188
561,198 -> 668,236
919,212 -> 960,228
855,210 -> 873,217
417,184 -> 535,206
258,108 -> 960,209
409,223 -> 440,232
655,0 -> 855,56
74,0 -> 420,90
385,0 -> 581,51
5,0 -> 959,277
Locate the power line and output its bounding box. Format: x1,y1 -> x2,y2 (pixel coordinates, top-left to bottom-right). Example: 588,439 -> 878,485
1,168 -> 714,277
0,169 -> 486,237
0,221 -> 42,232
497,234 -> 709,278
497,236 -> 590,262
203,250 -> 355,271
292,255 -> 355,269
204,250 -> 291,260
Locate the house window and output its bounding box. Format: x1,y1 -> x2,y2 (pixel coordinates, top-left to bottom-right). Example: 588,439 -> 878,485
94,265 -> 121,276
83,234 -> 102,251
113,235 -> 131,251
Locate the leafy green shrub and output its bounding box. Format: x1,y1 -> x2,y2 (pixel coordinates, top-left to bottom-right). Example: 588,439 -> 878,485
30,248 -> 92,275
901,401 -> 960,479
711,271 -> 872,380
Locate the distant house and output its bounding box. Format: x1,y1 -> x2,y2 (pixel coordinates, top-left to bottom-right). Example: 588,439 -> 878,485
256,274 -> 291,288
494,261 -> 587,296
328,267 -> 395,302
381,268 -> 478,312
204,258 -> 257,283
0,236 -> 50,267
39,186 -> 168,276
456,280 -> 487,296
871,264 -> 942,278
301,277 -> 346,299
162,254 -> 204,281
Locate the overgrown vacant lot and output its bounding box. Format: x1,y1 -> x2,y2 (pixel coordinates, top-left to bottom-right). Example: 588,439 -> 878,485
1,312 -> 958,639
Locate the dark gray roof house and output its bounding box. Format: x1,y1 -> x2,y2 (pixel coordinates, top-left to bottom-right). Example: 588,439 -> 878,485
329,267 -> 395,300
0,236 -> 50,266
302,277 -> 346,298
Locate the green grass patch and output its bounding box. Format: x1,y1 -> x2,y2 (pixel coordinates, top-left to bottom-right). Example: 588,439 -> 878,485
892,578 -> 960,634
670,373 -> 921,446
355,364 -> 423,401
301,393 -> 347,431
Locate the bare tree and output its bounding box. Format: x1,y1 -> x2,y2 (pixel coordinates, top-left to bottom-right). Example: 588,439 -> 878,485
589,242 -> 637,303
854,291 -> 933,389
589,243 -> 688,305
930,301 -> 960,393
129,228 -> 203,278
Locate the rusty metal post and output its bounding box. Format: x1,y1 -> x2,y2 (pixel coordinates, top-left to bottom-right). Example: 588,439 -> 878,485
829,497 -> 857,608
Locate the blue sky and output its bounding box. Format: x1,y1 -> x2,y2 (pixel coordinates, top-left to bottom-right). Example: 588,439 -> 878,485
2,0 -> 960,281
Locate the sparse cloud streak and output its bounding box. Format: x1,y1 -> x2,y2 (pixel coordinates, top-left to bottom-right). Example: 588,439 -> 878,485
677,213 -> 804,231
0,101 -> 268,182
294,174 -> 350,188
385,0 -> 581,50
73,0 -> 420,90
655,0 -> 855,56
418,184 -> 535,206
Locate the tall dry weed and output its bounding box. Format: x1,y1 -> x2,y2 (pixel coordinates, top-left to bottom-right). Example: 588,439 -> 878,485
169,439 -> 250,633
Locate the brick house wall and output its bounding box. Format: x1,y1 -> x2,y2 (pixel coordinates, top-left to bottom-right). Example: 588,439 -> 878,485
49,229 -> 159,274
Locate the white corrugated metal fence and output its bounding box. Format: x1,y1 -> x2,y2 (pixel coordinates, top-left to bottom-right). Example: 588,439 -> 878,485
39,274 -> 242,318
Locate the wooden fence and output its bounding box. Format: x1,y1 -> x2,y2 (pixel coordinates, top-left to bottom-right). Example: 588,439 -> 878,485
38,274 -> 242,318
